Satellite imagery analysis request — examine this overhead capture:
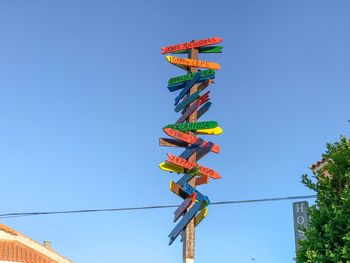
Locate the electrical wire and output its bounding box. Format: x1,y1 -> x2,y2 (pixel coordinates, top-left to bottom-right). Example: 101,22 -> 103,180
0,194 -> 316,219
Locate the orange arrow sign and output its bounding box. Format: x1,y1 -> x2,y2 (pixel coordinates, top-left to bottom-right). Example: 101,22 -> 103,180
197,165 -> 221,179
170,180 -> 188,199
166,56 -> 221,70
195,175 -> 209,186
161,37 -> 222,54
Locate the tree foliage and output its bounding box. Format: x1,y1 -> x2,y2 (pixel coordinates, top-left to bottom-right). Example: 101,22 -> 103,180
297,136 -> 350,263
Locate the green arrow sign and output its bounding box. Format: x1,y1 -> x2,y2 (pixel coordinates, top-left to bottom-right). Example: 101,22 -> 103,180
168,69 -> 215,86
164,121 -> 218,132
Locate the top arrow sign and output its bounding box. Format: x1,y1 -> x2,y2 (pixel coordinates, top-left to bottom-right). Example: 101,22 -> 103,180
161,37 -> 222,54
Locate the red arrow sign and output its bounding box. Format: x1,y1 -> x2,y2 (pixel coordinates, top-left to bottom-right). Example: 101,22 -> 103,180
161,37 -> 222,54
163,128 -> 220,153
167,153 -> 196,170
163,128 -> 197,145
166,154 -> 221,179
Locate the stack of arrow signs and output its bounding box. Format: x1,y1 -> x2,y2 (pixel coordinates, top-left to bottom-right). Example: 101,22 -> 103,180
159,37 -> 223,245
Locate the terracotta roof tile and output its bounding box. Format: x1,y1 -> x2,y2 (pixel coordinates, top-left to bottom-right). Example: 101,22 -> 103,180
0,224 -> 73,262
0,239 -> 59,263
0,224 -> 19,235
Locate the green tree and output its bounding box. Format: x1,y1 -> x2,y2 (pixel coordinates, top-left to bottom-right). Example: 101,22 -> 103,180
297,136 -> 350,263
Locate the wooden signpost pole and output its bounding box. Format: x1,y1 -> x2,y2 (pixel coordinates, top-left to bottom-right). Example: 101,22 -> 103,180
182,47 -> 199,263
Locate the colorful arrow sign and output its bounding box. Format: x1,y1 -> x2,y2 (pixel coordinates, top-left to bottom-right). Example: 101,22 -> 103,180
166,56 -> 221,70
161,37 -> 222,54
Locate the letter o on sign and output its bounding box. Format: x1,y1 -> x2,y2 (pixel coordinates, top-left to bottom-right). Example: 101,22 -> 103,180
297,216 -> 305,224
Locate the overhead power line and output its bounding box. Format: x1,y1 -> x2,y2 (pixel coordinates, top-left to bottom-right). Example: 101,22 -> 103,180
0,194 -> 316,219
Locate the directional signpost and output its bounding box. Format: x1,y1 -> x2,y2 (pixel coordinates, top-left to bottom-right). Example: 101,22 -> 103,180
159,37 -> 223,263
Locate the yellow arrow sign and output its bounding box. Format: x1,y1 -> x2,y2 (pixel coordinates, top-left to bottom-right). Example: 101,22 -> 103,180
196,126 -> 223,135
195,208 -> 208,227
159,162 -> 184,174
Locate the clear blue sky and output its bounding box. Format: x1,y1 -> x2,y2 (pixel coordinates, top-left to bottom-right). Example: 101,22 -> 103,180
0,1 -> 349,262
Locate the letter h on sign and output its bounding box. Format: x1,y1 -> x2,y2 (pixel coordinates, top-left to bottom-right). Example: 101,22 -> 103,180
293,201 -> 309,251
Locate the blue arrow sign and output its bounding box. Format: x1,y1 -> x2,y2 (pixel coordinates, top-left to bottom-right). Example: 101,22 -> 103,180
176,167 -> 199,187
197,101 -> 212,120
168,201 -> 202,245
196,141 -> 214,161
182,182 -> 210,205
174,72 -> 202,106
175,91 -> 200,113
179,138 -> 204,159
167,75 -> 215,92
